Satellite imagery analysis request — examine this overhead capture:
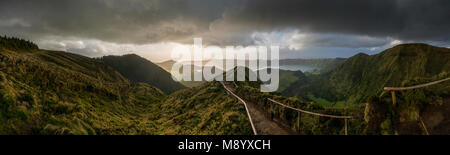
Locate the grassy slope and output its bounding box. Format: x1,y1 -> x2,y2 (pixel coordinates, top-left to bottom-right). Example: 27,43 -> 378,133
277,70 -> 306,92
232,79 -> 365,135
0,38 -> 252,135
331,44 -> 450,104
365,73 -> 450,135
284,44 -> 450,105
0,47 -> 166,134
155,82 -> 252,135
219,67 -> 366,134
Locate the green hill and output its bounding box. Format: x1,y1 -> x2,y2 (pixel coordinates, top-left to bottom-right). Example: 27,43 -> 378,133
0,36 -> 38,51
277,69 -> 308,92
284,43 -> 450,106
3,36 -> 447,135
365,73 -> 450,135
0,36 -> 252,135
155,82 -> 252,135
221,66 -> 366,134
0,39 -> 166,134
100,54 -> 185,94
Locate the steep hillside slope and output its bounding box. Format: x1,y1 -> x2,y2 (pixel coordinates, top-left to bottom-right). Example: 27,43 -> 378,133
277,69 -> 308,92
0,40 -> 166,134
365,73 -> 450,135
100,54 -> 185,94
156,82 -> 253,135
284,44 -> 450,105
0,37 -> 253,135
217,67 -> 366,134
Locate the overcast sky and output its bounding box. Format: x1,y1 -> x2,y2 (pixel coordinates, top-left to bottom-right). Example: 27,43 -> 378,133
1,0 -> 449,62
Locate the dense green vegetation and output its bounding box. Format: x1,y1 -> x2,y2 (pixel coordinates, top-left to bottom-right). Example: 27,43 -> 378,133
284,44 -> 450,106
280,44 -> 450,134
1,37 -> 448,135
156,82 -> 252,135
232,79 -> 365,135
100,54 -> 185,94
221,67 -> 366,134
0,36 -> 38,51
365,73 -> 450,135
0,46 -> 166,134
0,38 -> 251,135
277,69 -> 306,92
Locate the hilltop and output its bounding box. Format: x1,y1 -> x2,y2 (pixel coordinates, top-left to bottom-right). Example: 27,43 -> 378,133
1,37 -> 448,135
0,36 -> 38,51
0,37 -> 252,135
284,43 -> 450,105
365,73 -> 450,135
0,41 -> 165,134
100,54 -> 185,94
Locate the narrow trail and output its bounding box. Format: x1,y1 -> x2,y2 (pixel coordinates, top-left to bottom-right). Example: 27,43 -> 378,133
245,100 -> 295,135
221,74 -> 450,135
221,81 -> 295,135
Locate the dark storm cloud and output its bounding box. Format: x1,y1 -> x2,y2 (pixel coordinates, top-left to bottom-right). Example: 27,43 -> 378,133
214,0 -> 450,42
0,0 -> 449,46
0,0 -> 242,44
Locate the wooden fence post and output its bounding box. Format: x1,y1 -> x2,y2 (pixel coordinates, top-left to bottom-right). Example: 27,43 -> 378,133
344,118 -> 348,135
391,90 -> 396,107
419,116 -> 430,135
297,112 -> 302,132
390,90 -> 398,135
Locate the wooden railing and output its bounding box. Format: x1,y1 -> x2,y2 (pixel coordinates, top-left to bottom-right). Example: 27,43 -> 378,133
384,77 -> 450,91
383,77 -> 450,135
221,80 -> 356,135
220,81 -> 258,135
221,77 -> 450,135
384,77 -> 450,106
268,98 -> 355,135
